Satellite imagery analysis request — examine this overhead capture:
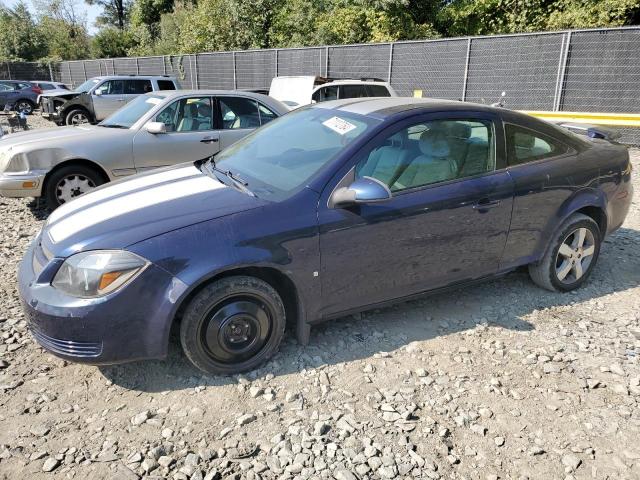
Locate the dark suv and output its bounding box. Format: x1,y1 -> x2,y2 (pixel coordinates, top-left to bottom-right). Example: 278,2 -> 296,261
0,80 -> 40,114
39,75 -> 180,125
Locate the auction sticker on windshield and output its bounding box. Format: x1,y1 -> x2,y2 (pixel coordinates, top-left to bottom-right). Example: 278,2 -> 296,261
322,116 -> 357,135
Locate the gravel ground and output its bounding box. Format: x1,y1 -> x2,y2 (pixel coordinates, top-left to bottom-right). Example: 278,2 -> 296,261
0,120 -> 638,480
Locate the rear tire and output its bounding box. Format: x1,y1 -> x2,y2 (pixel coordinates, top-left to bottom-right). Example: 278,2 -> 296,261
180,276 -> 286,375
44,164 -> 105,210
529,213 -> 601,292
15,99 -> 34,114
65,108 -> 90,126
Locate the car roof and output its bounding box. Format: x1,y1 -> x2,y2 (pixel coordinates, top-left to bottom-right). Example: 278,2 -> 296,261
312,97 -> 498,119
323,79 -> 389,86
91,75 -> 177,81
144,89 -> 291,115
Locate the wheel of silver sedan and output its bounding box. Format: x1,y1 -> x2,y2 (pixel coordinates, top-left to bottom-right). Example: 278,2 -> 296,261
55,174 -> 96,204
555,227 -> 596,284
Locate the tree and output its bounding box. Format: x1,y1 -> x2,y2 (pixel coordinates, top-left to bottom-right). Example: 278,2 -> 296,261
0,2 -> 46,61
91,26 -> 136,57
33,0 -> 91,60
86,0 -> 131,29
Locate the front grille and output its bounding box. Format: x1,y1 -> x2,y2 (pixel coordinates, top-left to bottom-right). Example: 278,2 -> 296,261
31,327 -> 103,358
41,98 -> 54,114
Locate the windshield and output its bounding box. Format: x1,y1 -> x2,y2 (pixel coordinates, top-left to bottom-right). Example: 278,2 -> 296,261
214,107 -> 380,200
100,95 -> 164,128
74,78 -> 100,93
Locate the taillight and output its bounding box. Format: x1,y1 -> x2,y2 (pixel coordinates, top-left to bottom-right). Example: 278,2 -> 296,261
31,85 -> 42,94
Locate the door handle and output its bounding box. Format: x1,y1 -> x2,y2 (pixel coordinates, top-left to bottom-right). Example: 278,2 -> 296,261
472,199 -> 501,210
200,137 -> 219,143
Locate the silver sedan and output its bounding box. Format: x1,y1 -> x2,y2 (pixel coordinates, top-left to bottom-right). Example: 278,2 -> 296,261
0,90 -> 289,209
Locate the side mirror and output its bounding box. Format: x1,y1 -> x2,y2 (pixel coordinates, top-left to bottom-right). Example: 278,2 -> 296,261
145,122 -> 167,134
94,90 -> 103,96
331,176 -> 392,207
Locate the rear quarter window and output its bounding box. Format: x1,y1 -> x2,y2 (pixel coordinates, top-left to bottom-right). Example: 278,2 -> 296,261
506,123 -> 569,166
367,85 -> 391,97
157,80 -> 176,90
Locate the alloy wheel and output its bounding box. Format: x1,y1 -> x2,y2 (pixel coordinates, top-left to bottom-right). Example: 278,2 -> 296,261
16,101 -> 32,114
555,227 -> 596,284
70,112 -> 88,125
55,174 -> 96,204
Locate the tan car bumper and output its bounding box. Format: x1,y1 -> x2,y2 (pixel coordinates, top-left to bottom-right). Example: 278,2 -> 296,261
0,172 -> 45,197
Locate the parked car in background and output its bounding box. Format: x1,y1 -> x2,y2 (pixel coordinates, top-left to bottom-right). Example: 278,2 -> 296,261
30,81 -> 70,92
0,90 -> 288,209
39,75 -> 180,126
17,98 -> 633,374
269,76 -> 397,109
0,80 -> 40,114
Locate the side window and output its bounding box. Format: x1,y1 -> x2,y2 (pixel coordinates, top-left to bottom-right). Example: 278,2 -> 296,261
125,79 -> 152,94
367,85 -> 391,97
219,97 -> 260,129
340,85 -> 368,99
157,80 -> 176,90
95,80 -> 123,95
356,119 -> 495,192
313,86 -> 338,103
506,124 -> 569,166
257,103 -> 278,125
156,97 -> 213,132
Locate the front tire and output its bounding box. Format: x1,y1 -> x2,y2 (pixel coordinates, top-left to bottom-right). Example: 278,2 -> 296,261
180,276 -> 286,375
44,164 -> 105,210
65,108 -> 90,126
529,213 -> 601,292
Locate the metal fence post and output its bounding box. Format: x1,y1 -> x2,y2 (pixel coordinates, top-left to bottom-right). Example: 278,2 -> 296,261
387,43 -> 394,82
48,62 -> 54,82
461,38 -> 472,101
135,57 -> 139,75
232,52 -> 237,89
275,49 -> 279,78
6,62 -> 11,80
554,31 -> 572,112
325,46 -> 329,77
67,62 -> 72,85
193,55 -> 199,89
112,59 -> 115,75
163,56 -> 167,75
82,61 -> 87,81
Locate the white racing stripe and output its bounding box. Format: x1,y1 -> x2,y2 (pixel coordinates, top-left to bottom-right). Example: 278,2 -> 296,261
48,166 -> 203,224
48,173 -> 224,243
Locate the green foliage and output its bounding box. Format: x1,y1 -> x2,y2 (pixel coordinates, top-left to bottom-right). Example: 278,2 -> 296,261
0,2 -> 46,61
90,26 -> 136,57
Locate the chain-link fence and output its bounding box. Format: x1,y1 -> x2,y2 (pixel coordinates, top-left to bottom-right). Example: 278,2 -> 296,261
1,26 -> 639,143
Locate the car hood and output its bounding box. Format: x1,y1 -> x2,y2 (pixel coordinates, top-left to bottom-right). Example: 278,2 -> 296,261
39,91 -> 82,100
0,125 -> 129,150
40,163 -> 266,258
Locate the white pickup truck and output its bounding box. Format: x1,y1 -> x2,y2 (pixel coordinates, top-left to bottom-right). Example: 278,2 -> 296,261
269,76 -> 397,109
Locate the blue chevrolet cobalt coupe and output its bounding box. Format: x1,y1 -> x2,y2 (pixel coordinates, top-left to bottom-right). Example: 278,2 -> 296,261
18,98 -> 633,374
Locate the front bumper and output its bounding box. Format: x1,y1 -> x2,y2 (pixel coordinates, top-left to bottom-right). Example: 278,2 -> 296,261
18,238 -> 188,365
0,171 -> 45,197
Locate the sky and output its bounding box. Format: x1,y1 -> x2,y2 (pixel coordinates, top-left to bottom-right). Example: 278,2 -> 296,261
5,0 -> 101,34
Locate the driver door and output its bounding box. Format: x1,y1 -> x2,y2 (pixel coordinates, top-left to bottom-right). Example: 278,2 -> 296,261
92,80 -> 126,120
317,113 -> 514,317
132,96 -> 221,171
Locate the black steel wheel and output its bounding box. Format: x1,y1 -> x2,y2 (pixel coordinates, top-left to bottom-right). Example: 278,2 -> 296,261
180,276 -> 286,375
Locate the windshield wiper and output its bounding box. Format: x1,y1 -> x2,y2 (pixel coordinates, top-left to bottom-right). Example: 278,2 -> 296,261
203,157 -> 255,197
99,124 -> 129,129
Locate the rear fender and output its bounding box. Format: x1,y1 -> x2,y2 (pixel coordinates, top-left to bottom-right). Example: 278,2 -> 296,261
535,188 -> 607,262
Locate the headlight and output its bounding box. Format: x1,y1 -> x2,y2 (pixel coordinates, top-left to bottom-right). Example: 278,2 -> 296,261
0,148 -> 12,172
52,250 -> 148,298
